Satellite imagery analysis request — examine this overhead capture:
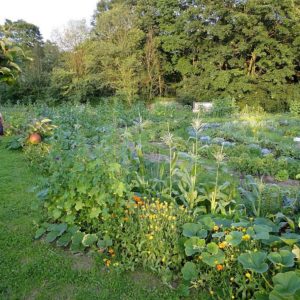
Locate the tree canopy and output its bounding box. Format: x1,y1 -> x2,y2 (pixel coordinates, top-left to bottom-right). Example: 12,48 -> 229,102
0,0 -> 299,111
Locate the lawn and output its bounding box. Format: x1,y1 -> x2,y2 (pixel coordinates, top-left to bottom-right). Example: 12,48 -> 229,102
0,137 -> 198,300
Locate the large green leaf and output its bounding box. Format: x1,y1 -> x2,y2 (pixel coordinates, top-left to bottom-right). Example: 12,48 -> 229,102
182,223 -> 207,238
82,234 -> 98,247
238,251 -> 269,273
89,207 -> 101,219
270,271 -> 300,300
181,262 -> 198,281
56,232 -> 72,247
184,237 -> 205,256
97,235 -> 113,248
34,227 -> 46,239
45,230 -> 60,243
198,216 -> 215,230
225,231 -> 243,246
254,218 -> 279,233
267,250 -> 295,268
207,242 -> 218,255
202,249 -> 225,267
71,231 -> 85,252
253,224 -> 272,240
280,233 -> 300,246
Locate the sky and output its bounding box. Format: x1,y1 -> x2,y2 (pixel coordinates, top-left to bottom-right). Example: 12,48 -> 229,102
0,0 -> 99,40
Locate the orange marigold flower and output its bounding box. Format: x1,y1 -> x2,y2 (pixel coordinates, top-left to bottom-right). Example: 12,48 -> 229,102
133,195 -> 142,203
216,264 -> 224,271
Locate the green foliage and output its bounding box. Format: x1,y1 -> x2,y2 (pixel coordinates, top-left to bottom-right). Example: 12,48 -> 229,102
0,38 -> 24,84
181,262 -> 197,281
3,103 -> 300,299
238,251 -> 269,273
290,100 -> 300,115
2,0 -> 300,110
270,271 -> 300,300
212,97 -> 237,117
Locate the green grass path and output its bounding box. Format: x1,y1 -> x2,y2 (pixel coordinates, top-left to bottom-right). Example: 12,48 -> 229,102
0,138 -> 186,300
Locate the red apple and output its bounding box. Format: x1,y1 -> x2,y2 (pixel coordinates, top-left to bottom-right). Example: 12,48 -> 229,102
29,133 -> 42,144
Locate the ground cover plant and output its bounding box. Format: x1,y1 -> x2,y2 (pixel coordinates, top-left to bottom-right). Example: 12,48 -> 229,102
1,101 -> 299,299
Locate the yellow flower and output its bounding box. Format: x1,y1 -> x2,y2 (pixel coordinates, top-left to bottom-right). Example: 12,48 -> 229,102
242,234 -> 251,241
213,225 -> 219,232
218,241 -> 228,249
245,272 -> 251,279
103,258 -> 111,267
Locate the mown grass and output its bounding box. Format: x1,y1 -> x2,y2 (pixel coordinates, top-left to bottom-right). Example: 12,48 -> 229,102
0,137 -> 207,300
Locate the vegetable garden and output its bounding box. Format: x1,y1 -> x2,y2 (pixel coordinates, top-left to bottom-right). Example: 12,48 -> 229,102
1,101 -> 300,299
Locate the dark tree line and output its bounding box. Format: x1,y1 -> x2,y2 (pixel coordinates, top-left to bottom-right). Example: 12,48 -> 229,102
1,0 -> 300,111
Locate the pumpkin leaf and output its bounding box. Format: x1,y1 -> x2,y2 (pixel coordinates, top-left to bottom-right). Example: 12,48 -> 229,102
183,223 -> 207,238
280,233 -> 300,246
225,231 -> 243,246
207,242 -> 218,255
184,237 -> 205,256
201,249 -> 225,267
253,224 -> 272,240
268,250 -> 295,267
82,234 -> 98,247
270,271 -> 300,300
182,262 -> 198,281
238,251 -> 269,273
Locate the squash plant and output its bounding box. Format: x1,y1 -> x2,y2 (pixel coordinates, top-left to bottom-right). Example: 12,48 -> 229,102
181,215 -> 300,299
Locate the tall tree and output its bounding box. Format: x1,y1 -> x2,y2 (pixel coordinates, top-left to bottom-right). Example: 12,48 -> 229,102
90,3 -> 144,104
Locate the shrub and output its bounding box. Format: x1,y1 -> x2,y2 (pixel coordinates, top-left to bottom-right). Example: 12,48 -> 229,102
212,97 -> 237,117
290,100 -> 300,115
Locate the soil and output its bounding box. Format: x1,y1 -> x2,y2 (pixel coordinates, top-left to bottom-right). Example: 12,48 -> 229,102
262,175 -> 299,187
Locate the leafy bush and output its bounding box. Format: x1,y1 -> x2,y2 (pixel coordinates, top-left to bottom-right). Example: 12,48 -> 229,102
212,97 -> 237,117
290,100 -> 300,115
